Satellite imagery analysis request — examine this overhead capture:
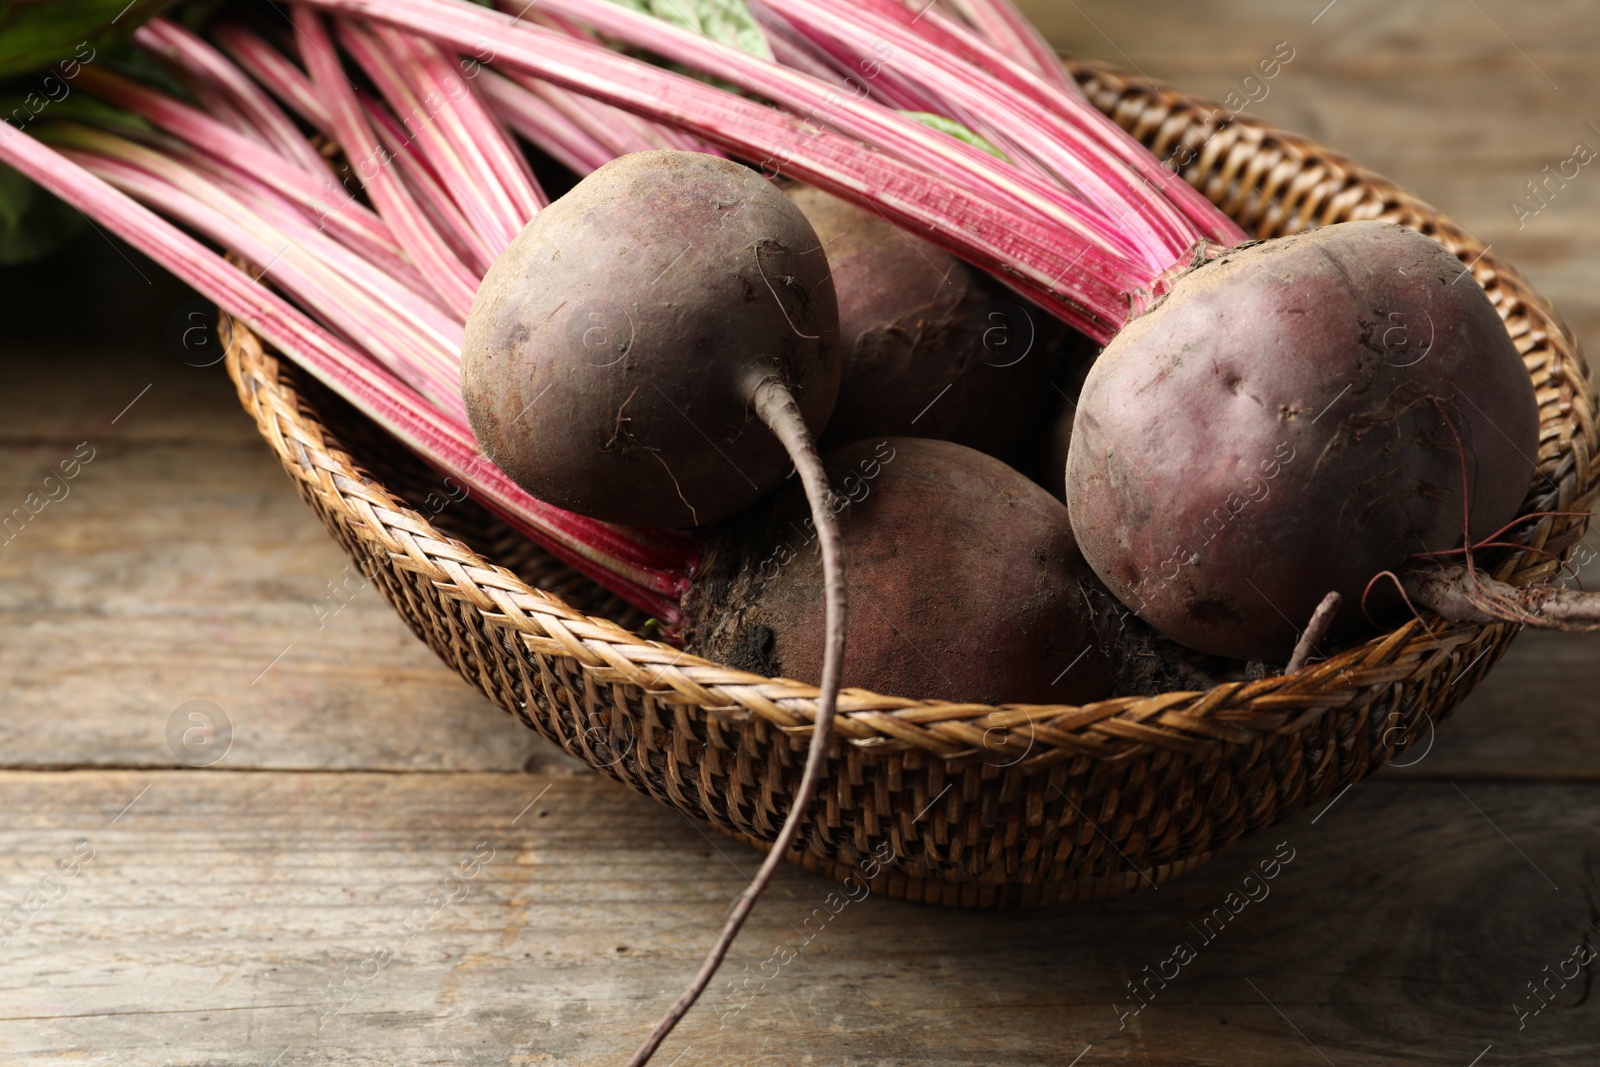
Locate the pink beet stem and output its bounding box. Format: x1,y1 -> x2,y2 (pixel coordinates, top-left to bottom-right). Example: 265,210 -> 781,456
296,0 -> 1143,340
0,126 -> 695,614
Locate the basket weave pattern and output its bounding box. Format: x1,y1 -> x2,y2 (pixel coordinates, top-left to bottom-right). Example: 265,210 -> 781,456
222,62 -> 1597,908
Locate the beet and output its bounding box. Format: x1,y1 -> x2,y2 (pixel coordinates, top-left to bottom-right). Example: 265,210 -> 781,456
463,151 -> 851,1060
686,437 -> 1116,706
784,184 -> 1064,468
1065,221 -> 1541,661
463,151 -> 840,529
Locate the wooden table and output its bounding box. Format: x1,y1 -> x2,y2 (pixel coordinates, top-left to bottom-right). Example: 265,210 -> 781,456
2,2 -> 1597,1063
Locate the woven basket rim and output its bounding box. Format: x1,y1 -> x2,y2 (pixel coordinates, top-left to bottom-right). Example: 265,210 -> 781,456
221,58 -> 1600,770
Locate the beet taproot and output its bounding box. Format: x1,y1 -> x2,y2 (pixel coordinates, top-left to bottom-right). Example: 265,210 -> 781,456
784,184 -> 1063,467
1065,220 -> 1541,661
463,150 -> 840,529
463,151 -> 851,1063
687,436 -> 1116,706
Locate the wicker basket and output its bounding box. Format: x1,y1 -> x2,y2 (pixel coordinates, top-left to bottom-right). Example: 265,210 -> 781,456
220,60 -> 1597,908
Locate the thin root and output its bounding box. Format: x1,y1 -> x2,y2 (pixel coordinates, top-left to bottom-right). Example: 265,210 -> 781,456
1285,591 -> 1342,674
755,239 -> 820,340
625,377 -> 844,1065
1360,569 -> 1432,632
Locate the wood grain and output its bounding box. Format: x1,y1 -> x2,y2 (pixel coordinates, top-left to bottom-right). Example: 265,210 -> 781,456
0,338 -> 558,775
0,1 -> 1597,1063
1042,0 -> 1600,347
0,770 -> 1596,1065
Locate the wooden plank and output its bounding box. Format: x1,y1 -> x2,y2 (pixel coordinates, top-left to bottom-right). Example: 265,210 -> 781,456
0,769 -> 1596,1065
0,474 -> 558,774
1025,0 -> 1600,78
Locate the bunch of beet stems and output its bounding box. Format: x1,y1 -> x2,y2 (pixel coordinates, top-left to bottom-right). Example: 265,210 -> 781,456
24,15 -> 710,621
0,1 -> 1266,1061
0,0 -> 1256,624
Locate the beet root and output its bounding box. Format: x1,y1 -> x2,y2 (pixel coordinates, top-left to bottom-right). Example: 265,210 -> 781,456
465,153 -> 851,1063
462,151 -> 840,529
783,185 -> 1066,467
1065,220 -> 1540,661
685,437 -> 1116,706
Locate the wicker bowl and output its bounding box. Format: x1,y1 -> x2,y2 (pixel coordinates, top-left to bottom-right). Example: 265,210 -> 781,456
220,60 -> 1597,908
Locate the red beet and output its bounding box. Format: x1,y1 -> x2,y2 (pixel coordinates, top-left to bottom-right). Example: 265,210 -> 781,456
463,150 -> 850,1061
463,151 -> 839,529
784,184 -> 1066,468
687,436 -> 1116,705
1065,221 -> 1541,661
